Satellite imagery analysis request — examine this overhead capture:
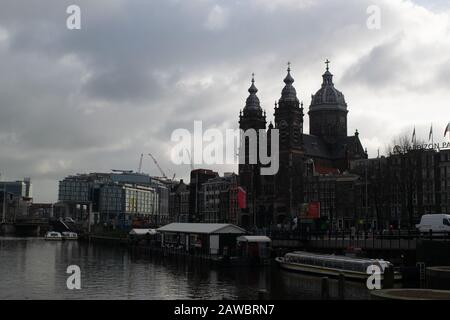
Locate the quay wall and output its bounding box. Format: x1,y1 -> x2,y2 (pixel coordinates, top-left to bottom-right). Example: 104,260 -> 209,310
417,241 -> 450,266
0,224 -> 15,236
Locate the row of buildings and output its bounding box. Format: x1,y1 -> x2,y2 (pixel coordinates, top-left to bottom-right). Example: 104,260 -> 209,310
349,148 -> 450,230
236,62 -> 450,232
54,169 -> 241,229
15,137 -> 450,232
52,148 -> 450,232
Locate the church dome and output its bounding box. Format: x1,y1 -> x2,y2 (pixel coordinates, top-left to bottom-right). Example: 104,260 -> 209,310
243,74 -> 263,117
279,64 -> 299,103
310,64 -> 347,109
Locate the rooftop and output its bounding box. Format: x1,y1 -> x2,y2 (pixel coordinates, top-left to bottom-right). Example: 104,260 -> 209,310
157,223 -> 246,235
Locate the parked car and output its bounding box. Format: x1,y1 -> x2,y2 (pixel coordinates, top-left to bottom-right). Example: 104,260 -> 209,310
416,214 -> 450,233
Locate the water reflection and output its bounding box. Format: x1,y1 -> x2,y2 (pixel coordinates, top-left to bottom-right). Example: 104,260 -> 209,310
0,237 -> 371,300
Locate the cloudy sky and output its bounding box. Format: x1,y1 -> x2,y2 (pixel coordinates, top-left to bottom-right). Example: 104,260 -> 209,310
0,0 -> 449,202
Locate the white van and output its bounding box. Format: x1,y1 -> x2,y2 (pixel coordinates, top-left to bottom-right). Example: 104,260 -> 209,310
416,214 -> 450,233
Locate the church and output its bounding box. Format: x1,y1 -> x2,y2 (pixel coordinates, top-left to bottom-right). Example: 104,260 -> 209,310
238,61 -> 367,229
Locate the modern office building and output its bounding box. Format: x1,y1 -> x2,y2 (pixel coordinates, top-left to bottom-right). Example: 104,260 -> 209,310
99,183 -> 158,227
0,178 -> 32,199
0,178 -> 33,222
58,171 -> 168,228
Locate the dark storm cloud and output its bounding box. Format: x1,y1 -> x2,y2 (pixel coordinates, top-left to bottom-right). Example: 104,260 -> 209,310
341,34 -> 409,89
0,0 -> 448,201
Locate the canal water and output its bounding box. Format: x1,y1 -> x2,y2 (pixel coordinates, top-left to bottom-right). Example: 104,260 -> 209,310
0,237 -> 372,300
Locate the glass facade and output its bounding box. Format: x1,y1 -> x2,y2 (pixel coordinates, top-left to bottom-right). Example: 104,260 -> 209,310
58,173 -> 161,225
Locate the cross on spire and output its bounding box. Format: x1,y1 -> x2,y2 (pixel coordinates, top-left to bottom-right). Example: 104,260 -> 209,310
251,72 -> 255,83
287,61 -> 291,72
325,59 -> 330,71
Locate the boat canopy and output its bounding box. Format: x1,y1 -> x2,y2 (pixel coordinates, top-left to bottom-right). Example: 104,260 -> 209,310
237,236 -> 271,243
285,251 -> 391,273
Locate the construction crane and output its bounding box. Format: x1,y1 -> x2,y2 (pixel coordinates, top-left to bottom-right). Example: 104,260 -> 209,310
148,153 -> 168,179
138,153 -> 144,173
185,149 -> 194,171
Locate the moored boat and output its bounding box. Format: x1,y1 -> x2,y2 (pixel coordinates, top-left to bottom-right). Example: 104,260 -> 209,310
61,231 -> 78,240
275,251 -> 402,281
45,231 -> 62,241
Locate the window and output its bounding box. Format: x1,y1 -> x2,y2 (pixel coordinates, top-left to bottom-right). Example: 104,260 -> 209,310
443,219 -> 450,227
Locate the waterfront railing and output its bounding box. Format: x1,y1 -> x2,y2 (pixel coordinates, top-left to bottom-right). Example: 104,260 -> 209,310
267,229 -> 450,250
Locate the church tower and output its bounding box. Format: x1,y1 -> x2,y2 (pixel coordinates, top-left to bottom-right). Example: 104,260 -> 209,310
273,64 -> 305,222
275,63 -> 304,151
309,60 -> 348,144
238,74 -> 266,228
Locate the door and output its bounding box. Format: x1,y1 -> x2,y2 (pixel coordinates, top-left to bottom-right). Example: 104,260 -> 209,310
209,235 -> 219,255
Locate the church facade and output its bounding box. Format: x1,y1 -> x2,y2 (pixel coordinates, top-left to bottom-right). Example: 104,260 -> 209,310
238,61 -> 367,229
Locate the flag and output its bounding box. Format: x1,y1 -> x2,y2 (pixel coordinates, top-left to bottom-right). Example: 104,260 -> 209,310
445,122 -> 450,138
307,202 -> 321,219
411,127 -> 416,143
429,124 -> 433,142
237,187 -> 247,209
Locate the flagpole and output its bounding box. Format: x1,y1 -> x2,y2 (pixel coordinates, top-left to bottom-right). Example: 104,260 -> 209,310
432,123 -> 434,150
430,123 -> 434,150
446,122 -> 450,142
415,126 -> 417,146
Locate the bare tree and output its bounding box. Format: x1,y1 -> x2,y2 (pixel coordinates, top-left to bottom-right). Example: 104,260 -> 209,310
385,134 -> 426,155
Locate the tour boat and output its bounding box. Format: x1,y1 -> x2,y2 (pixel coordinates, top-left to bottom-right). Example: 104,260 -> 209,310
61,231 -> 78,240
275,251 -> 402,281
44,231 -> 63,241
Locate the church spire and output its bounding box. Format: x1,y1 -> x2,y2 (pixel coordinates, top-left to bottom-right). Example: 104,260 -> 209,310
242,73 -> 263,116
284,62 -> 294,86
248,72 -> 257,94
322,59 -> 334,86
239,73 -> 266,133
279,62 -> 299,103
